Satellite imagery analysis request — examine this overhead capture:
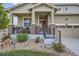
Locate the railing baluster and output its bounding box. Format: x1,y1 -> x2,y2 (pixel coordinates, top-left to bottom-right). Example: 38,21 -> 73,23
59,31 -> 61,43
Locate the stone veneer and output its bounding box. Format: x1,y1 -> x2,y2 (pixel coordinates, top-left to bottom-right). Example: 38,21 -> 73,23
30,24 -> 55,35
49,24 -> 55,38
8,25 -> 14,34
35,25 -> 42,34
30,24 -> 36,34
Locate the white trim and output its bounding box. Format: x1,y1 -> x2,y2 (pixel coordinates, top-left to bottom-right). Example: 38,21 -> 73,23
13,15 -> 18,26
28,3 -> 58,10
22,17 -> 31,28
38,16 -> 40,25
55,24 -> 66,25
7,3 -> 79,10
68,24 -> 79,26
55,24 -> 79,26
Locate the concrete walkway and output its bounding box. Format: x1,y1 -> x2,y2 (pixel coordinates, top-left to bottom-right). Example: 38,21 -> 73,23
62,38 -> 79,56
10,34 -> 78,55
10,34 -> 55,44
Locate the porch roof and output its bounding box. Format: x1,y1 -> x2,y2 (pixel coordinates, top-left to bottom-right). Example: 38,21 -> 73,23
29,3 -> 58,9
28,3 -> 58,12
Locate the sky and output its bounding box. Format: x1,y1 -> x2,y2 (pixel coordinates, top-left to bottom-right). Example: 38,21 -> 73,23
2,0 -> 79,9
3,3 -> 13,8
1,0 -> 79,3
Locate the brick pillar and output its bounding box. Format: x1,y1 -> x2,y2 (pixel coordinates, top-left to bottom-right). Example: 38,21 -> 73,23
8,25 -> 13,34
30,24 -> 36,34
50,24 -> 55,38
35,25 -> 40,34
31,11 -> 35,34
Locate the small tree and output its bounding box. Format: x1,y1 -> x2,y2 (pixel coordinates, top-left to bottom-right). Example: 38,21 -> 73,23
0,3 -> 9,29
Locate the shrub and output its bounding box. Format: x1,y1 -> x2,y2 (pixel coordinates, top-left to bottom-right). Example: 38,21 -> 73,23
53,42 -> 64,52
17,33 -> 28,42
35,37 -> 41,43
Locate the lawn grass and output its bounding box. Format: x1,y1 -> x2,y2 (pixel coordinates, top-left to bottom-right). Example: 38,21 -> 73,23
0,50 -> 57,56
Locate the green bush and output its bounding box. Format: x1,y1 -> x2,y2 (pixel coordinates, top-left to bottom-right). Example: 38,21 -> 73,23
17,33 -> 28,42
35,37 -> 41,43
53,42 -> 64,52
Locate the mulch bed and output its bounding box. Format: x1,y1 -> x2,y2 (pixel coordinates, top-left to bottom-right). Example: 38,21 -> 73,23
0,39 -> 76,56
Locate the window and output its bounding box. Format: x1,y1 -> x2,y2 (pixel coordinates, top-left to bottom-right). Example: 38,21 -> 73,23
73,26 -> 79,28
65,18 -> 68,21
24,18 -> 30,27
65,7 -> 68,11
66,26 -> 72,28
59,8 -> 61,10
60,26 -> 65,28
55,26 -> 58,28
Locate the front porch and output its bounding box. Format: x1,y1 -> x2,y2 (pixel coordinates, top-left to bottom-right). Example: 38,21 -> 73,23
8,3 -> 57,36
9,11 -> 55,35
8,3 -> 60,44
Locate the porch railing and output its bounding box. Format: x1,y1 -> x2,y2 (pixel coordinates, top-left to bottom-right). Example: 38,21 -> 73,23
43,27 -> 61,43
35,26 -> 61,43
8,25 -> 61,43
8,25 -> 30,34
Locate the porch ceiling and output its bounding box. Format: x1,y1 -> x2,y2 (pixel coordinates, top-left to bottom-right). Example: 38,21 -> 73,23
13,12 -> 51,17
13,13 -> 32,17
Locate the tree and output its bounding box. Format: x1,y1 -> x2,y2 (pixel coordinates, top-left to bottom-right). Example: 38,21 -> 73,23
0,3 -> 9,29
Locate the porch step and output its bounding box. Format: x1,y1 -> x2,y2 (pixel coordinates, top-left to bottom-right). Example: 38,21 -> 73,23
44,38 -> 55,44
28,34 -> 44,40
39,32 -> 43,34
45,35 -> 53,39
43,35 -> 55,45
43,38 -> 55,48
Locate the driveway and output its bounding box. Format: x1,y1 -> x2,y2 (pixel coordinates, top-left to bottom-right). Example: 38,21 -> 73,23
62,38 -> 79,56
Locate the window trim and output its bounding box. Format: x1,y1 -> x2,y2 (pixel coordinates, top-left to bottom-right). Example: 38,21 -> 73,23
23,17 -> 31,28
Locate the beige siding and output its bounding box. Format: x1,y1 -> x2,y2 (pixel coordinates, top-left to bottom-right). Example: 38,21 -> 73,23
33,4 -> 53,12
17,15 -> 32,26
56,28 -> 79,39
55,15 -> 79,24
18,16 -> 23,26
8,13 -> 12,25
55,15 -> 79,39
56,5 -> 79,14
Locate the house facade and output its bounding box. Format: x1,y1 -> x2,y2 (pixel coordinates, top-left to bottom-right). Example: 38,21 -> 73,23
8,3 -> 79,38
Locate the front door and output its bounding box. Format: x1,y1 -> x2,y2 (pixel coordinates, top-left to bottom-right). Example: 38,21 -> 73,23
42,20 -> 48,34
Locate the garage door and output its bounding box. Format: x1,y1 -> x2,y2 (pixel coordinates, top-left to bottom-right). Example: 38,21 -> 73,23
56,25 -> 79,39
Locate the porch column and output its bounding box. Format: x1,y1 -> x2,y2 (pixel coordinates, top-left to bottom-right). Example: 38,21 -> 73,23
51,11 -> 54,24
30,11 -> 36,34
8,13 -> 14,34
50,11 -> 55,38
12,13 -> 15,34
38,16 -> 40,25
